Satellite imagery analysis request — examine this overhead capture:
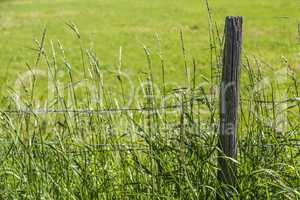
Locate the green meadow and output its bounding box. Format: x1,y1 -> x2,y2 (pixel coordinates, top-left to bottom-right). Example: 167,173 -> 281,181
0,0 -> 299,84
0,0 -> 299,199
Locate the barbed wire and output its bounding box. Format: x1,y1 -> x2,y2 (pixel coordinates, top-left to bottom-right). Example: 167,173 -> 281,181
0,105 -> 181,114
0,97 -> 298,115
0,139 -> 300,148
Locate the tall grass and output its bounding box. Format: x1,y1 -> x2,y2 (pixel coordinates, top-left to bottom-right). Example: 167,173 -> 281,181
0,16 -> 299,200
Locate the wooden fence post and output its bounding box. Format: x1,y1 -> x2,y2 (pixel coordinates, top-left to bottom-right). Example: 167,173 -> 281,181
218,16 -> 243,198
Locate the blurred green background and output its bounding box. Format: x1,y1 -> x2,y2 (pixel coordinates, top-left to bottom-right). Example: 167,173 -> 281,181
0,0 -> 299,89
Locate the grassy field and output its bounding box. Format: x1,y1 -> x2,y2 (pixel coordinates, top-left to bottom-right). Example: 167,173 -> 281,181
0,0 -> 299,85
0,0 -> 299,199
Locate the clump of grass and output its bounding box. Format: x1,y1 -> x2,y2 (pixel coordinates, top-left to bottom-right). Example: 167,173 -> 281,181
0,16 -> 299,200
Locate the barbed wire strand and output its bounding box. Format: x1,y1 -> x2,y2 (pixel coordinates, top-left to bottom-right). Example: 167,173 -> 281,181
0,97 -> 299,115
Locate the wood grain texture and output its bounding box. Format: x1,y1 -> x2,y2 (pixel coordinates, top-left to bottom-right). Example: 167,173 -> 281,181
218,16 -> 243,197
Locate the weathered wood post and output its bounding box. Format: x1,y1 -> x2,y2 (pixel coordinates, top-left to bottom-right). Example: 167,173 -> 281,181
218,16 -> 243,198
